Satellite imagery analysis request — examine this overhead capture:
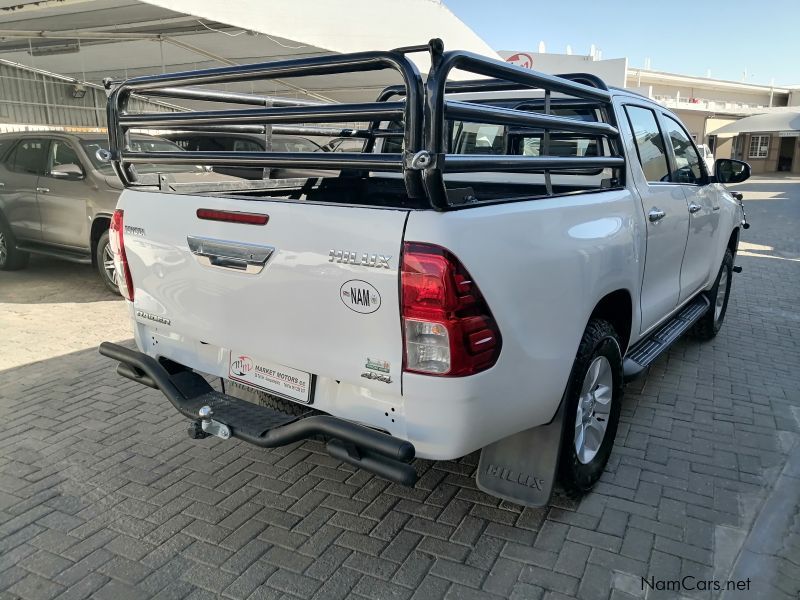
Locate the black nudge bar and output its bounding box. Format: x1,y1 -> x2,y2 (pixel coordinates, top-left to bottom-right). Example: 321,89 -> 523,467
105,38 -> 624,210
98,343 -> 417,486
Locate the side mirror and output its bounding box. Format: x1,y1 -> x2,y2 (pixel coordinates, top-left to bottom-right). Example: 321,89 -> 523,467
714,158 -> 750,184
51,163 -> 84,180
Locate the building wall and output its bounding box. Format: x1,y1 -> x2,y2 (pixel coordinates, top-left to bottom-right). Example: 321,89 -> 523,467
672,111 -> 707,141
715,136 -> 733,160
0,62 -> 173,131
738,133 -> 800,174
642,82 -> 782,108
498,51 -> 628,87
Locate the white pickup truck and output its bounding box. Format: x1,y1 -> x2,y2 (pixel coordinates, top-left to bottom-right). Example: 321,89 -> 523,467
99,41 -> 750,507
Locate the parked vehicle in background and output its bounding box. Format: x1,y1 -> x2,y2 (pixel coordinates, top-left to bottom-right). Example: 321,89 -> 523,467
99,42 -> 751,507
0,131 -> 236,292
321,137 -> 367,153
161,131 -> 328,180
697,144 -> 715,171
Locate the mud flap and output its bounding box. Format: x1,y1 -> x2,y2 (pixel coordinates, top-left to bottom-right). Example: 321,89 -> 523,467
476,399 -> 565,507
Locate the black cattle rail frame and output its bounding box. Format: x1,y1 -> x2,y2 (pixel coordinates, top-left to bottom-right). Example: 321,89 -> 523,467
105,38 -> 625,210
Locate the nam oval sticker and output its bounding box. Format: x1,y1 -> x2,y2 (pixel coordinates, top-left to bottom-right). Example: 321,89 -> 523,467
340,280 -> 381,314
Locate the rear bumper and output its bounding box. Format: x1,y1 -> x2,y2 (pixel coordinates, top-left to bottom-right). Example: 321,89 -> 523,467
98,342 -> 418,486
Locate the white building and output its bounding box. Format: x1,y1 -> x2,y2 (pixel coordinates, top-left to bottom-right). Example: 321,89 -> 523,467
500,49 -> 800,171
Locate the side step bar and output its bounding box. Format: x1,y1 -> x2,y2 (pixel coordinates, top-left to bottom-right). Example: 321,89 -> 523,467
623,294 -> 710,381
17,243 -> 92,264
98,342 -> 418,486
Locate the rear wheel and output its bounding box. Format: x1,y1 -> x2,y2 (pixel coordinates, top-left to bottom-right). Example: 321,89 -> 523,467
558,319 -> 623,495
0,219 -> 30,271
95,231 -> 120,294
691,248 -> 733,341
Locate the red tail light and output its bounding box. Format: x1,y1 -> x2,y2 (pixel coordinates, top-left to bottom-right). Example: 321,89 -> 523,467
401,242 -> 501,376
109,209 -> 134,301
197,209 -> 269,225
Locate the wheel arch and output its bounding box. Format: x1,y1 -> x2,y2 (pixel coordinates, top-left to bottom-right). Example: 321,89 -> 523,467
589,289 -> 633,355
0,206 -> 11,229
727,227 -> 740,258
90,214 -> 112,265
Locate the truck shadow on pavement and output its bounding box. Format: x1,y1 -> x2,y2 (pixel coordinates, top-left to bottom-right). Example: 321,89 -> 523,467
0,255 -> 120,305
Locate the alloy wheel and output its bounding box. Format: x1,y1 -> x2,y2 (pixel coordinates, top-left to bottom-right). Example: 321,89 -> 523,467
714,268 -> 728,321
103,243 -> 117,287
574,355 -> 613,464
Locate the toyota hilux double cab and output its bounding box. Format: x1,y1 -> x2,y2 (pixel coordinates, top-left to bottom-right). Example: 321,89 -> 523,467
98,40 -> 750,506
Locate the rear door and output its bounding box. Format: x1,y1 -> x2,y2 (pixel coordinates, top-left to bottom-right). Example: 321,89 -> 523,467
660,114 -> 720,302
0,138 -> 47,241
622,104 -> 690,333
39,137 -> 91,249
119,191 -> 408,396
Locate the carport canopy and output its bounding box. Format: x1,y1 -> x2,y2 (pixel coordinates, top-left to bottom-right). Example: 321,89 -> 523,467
709,109 -> 800,137
0,0 -> 499,105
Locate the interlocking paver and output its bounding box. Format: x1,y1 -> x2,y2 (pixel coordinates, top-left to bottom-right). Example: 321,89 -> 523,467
1,176 -> 800,599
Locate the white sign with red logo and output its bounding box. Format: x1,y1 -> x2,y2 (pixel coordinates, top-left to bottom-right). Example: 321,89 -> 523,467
229,352 -> 312,404
505,52 -> 534,69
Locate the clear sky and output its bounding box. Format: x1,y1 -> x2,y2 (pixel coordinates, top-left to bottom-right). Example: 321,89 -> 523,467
446,0 -> 799,86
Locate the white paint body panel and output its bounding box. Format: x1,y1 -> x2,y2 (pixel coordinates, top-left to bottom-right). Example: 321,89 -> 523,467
116,92 -> 743,461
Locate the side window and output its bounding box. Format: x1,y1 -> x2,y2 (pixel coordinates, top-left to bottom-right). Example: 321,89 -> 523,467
663,115 -> 704,184
624,106 -> 670,183
232,139 -> 262,152
0,139 -> 11,162
513,108 -> 603,158
47,140 -> 84,175
452,123 -> 505,155
185,137 -> 225,152
9,139 -> 48,175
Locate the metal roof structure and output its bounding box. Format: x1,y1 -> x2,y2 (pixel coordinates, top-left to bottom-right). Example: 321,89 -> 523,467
0,0 -> 498,108
710,109 -> 800,135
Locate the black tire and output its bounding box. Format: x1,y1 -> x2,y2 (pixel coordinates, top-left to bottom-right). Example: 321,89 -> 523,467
558,319 -> 624,495
95,231 -> 120,294
226,380 -> 311,418
691,249 -> 733,341
0,218 -> 30,271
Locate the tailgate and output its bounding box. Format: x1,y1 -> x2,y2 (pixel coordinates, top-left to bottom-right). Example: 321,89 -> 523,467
119,190 -> 408,396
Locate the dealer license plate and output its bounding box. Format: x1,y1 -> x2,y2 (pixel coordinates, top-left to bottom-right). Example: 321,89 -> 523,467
228,352 -> 314,404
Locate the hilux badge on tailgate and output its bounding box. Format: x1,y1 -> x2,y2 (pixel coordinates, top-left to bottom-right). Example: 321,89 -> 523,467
329,250 -> 391,269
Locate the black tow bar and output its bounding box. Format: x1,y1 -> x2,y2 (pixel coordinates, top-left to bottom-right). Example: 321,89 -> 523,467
98,342 -> 418,486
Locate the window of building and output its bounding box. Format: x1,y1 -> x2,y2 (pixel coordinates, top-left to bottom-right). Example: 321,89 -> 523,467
748,135 -> 769,159
624,106 -> 670,183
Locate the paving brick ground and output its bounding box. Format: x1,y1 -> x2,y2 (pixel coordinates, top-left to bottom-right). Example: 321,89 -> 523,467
1,176 -> 799,600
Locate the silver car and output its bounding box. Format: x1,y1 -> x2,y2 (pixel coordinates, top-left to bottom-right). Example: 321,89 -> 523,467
0,131 -> 217,292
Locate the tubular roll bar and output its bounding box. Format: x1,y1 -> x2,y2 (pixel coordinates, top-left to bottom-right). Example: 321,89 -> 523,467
106,50 -> 425,196
106,39 -> 624,210
420,43 -> 624,208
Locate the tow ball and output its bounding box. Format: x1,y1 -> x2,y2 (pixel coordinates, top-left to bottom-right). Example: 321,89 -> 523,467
187,406 -> 231,440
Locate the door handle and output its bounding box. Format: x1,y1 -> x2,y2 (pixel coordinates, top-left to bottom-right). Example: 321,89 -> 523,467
187,236 -> 274,274
0,182 -> 5,188
36,187 -> 50,194
688,203 -> 702,214
648,208 -> 666,223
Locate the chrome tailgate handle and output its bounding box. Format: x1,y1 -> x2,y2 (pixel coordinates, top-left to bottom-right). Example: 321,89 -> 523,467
187,236 -> 274,274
